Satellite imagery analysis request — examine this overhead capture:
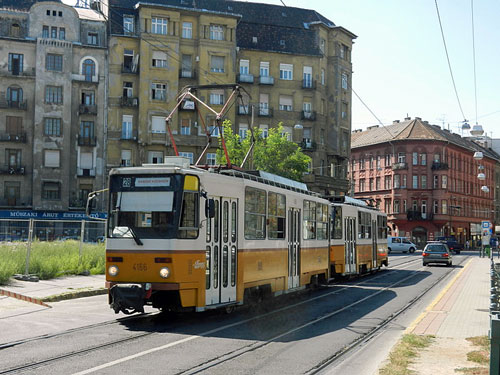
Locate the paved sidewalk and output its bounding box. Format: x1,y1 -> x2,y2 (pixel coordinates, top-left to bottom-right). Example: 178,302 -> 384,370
405,257 -> 491,374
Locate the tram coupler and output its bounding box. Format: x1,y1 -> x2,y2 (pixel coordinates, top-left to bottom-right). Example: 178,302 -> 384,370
109,283 -> 151,315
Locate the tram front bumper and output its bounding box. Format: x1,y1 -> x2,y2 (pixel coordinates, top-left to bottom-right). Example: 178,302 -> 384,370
109,284 -> 150,314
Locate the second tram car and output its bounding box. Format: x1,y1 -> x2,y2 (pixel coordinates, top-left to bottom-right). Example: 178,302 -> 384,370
103,158 -> 388,314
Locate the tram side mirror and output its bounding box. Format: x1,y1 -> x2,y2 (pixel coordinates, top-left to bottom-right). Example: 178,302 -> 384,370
205,199 -> 215,219
86,192 -> 96,217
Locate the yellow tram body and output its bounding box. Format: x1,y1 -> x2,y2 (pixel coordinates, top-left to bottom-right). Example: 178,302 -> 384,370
103,158 -> 387,314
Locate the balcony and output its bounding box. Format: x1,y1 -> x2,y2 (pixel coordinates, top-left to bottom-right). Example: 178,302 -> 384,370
0,198 -> 32,207
78,104 -> 97,115
72,74 -> 99,83
0,100 -> 27,110
258,107 -> 273,117
259,76 -> 274,85
120,96 -> 139,107
237,74 -> 254,84
77,167 -> 96,177
301,111 -> 317,121
69,198 -> 85,208
121,129 -> 138,141
302,79 -> 316,89
407,210 -> 434,221
0,166 -> 26,175
299,139 -> 317,151
179,69 -> 196,79
392,162 -> 408,170
0,132 -> 27,142
78,135 -> 97,147
431,162 -> 449,170
121,63 -> 138,74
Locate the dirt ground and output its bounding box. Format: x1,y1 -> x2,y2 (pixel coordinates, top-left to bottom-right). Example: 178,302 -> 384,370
409,337 -> 488,374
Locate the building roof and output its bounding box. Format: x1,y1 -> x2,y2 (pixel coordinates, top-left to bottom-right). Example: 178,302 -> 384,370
0,0 -> 59,12
351,117 -> 500,161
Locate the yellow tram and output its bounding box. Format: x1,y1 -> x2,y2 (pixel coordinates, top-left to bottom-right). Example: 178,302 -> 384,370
103,157 -> 388,314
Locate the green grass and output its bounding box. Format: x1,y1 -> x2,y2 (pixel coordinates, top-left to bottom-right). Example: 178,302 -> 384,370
379,334 -> 434,375
0,240 -> 105,284
455,336 -> 490,374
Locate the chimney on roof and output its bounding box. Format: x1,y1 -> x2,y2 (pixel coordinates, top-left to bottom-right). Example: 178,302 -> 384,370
367,125 -> 379,130
352,129 -> 362,133
423,121 -> 429,124
415,117 -> 421,120
404,117 -> 411,121
393,120 -> 400,124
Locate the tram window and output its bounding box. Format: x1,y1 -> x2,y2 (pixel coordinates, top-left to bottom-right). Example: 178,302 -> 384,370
231,202 -> 237,242
205,246 -> 211,289
223,245 -> 228,288
213,245 -> 219,288
358,211 -> 371,239
268,192 -> 286,239
206,210 -> 211,242
179,192 -> 199,239
316,203 -> 328,240
303,200 -> 316,240
231,245 -> 236,286
245,187 -> 266,239
223,201 -> 229,243
214,201 -> 219,242
377,215 -> 387,239
331,206 -> 343,239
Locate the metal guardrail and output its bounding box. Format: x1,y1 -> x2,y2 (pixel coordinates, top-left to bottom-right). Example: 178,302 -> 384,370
490,258 -> 500,374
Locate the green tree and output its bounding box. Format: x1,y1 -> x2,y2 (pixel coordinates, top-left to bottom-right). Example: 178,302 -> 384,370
216,121 -> 310,182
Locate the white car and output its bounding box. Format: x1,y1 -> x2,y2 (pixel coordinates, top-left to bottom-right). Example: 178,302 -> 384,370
388,236 -> 417,253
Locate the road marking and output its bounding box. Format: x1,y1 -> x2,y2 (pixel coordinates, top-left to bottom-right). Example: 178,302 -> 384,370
404,258 -> 472,334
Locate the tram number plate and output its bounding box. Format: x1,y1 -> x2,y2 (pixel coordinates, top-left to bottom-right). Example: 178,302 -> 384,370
133,263 -> 148,271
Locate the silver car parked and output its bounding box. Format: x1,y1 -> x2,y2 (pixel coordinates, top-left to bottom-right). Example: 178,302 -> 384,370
422,241 -> 452,267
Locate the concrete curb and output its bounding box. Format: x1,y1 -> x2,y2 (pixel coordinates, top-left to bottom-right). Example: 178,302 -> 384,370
0,288 -> 51,308
41,288 -> 108,303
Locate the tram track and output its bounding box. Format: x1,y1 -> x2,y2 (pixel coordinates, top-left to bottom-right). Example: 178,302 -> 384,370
0,254 -> 445,375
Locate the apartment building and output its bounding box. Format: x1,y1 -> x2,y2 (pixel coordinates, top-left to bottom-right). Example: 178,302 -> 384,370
106,0 -> 355,195
350,117 -> 500,249
0,0 -> 107,239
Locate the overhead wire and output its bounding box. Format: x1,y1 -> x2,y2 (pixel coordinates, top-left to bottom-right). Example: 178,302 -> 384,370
471,0 -> 478,125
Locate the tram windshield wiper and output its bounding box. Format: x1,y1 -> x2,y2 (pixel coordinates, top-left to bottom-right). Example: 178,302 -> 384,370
112,226 -> 143,246
128,226 -> 143,246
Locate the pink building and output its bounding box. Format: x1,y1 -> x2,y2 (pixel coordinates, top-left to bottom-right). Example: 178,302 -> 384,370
350,117 -> 499,249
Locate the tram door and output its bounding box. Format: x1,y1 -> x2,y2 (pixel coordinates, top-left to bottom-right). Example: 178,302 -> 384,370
288,208 -> 301,289
205,197 -> 238,306
345,217 -> 357,274
371,219 -> 378,269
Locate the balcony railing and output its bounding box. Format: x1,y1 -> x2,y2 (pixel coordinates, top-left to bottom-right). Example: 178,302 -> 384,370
299,139 -> 317,151
0,100 -> 27,110
0,132 -> 27,142
179,69 -> 196,79
258,107 -> 273,117
0,166 -> 26,175
392,162 -> 408,170
121,63 -> 138,74
78,135 -> 97,146
431,162 -> 449,170
77,167 -> 96,177
121,129 -> 138,141
302,79 -> 316,89
120,96 -> 139,107
79,104 -> 97,115
407,210 -> 434,221
259,76 -> 274,85
301,110 -> 317,121
237,74 -> 254,84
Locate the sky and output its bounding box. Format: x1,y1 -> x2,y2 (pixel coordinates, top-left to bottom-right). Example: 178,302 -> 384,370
239,0 -> 500,138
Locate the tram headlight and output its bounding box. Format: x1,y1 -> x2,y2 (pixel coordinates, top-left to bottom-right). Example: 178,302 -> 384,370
108,265 -> 119,277
159,267 -> 170,279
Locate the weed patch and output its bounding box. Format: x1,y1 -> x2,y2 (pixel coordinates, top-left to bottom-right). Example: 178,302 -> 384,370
379,334 -> 434,375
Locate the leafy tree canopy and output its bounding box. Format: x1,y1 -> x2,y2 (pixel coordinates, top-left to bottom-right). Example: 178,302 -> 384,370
216,120 -> 311,181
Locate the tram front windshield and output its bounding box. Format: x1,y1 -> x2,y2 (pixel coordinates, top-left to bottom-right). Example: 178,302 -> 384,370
108,174 -> 197,240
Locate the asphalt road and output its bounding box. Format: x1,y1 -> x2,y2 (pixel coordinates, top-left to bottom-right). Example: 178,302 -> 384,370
0,252 -> 471,375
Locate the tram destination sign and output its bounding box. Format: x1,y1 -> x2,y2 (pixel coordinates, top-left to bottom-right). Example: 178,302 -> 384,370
0,210 -> 107,221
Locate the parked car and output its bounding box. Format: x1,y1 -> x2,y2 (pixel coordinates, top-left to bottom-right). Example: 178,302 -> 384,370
387,236 -> 418,253
422,241 -> 452,266
436,236 -> 463,254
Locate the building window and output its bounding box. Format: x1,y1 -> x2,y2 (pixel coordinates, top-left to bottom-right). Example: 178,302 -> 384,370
303,66 -> 312,87
394,174 -> 400,188
403,200 -> 407,212
51,26 -> 57,38
393,200 -> 400,214
210,55 -> 225,73
80,121 -> 94,140
6,148 -> 21,169
412,175 -> 418,189
442,200 -> 448,215
421,153 -> 427,165
123,16 -> 134,33
341,72 -> 348,89
182,22 -> 192,38
148,151 -> 164,164
6,116 -> 23,137
376,177 -> 381,190
44,150 -> 60,168
122,115 -> 133,139
152,51 -> 167,68
123,82 -> 133,97
433,200 -> 439,214
210,24 -> 224,40
44,118 -> 61,136
342,102 -> 348,119
121,150 -> 132,167
442,175 -> 447,189
180,119 -> 191,135
359,179 -> 365,192
42,182 -> 61,200
320,38 -> 326,54
151,116 -> 166,134
8,53 -> 23,75
433,175 -> 439,189
402,175 -> 407,188
259,124 -> 268,138
82,59 -> 96,82
203,153 -> 215,166
239,124 -> 248,140
260,61 -> 269,77
10,23 -> 21,38
59,27 -> 65,39
421,175 -> 427,189
42,25 -> 49,38
279,63 -> 293,80
179,152 -> 194,164
209,90 -> 224,105
412,152 -> 418,165
239,59 -> 250,75
321,69 -> 325,85
46,54 -> 63,71
398,152 -> 406,163
385,176 -> 391,189
81,90 -> 95,105
151,83 -> 166,100
45,86 -> 63,104
87,33 -> 98,45
279,95 -> 293,111
152,17 -> 168,35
